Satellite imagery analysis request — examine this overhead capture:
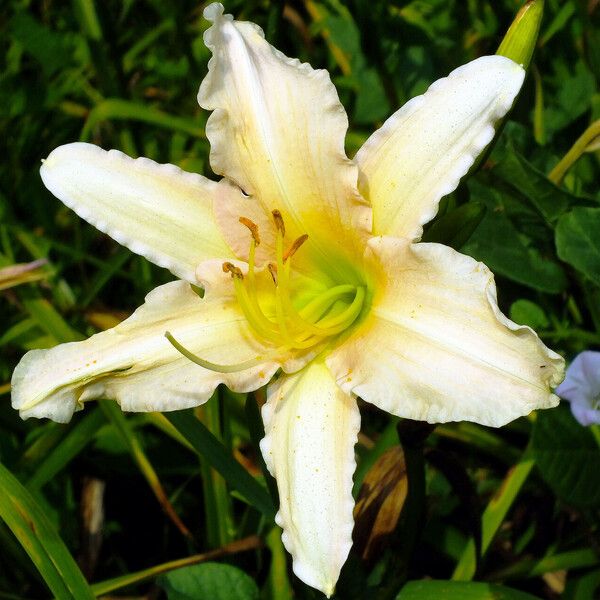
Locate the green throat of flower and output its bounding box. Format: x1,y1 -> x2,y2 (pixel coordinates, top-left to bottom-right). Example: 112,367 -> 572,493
166,210 -> 366,373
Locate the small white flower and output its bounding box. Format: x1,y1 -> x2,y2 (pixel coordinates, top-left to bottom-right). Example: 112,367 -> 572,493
556,351 -> 600,426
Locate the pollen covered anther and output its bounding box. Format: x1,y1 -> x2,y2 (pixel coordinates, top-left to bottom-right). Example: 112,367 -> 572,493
215,209 -> 365,354
222,262 -> 244,279
239,216 -> 260,245
272,209 -> 285,236
284,234 -> 309,262
268,263 -> 278,285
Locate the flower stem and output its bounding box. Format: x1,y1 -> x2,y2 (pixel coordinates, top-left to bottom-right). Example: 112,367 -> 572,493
548,119 -> 600,185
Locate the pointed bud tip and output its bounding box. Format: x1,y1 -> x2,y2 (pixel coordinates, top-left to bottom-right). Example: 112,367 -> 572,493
497,0 -> 544,70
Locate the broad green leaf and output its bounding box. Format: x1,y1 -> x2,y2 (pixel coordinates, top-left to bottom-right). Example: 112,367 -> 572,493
397,580 -> 541,600
464,210 -> 566,293
545,62 -> 595,137
166,411 -> 275,520
422,201 -> 485,249
532,406 -> 600,508
556,207 -> 600,286
158,562 -> 259,600
0,461 -> 95,599
509,300 -> 549,330
492,150 -> 573,220
10,12 -> 75,76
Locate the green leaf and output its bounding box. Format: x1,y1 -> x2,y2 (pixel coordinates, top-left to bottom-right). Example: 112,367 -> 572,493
11,12 -> 75,76
464,210 -> 566,293
158,562 -> 259,600
556,207 -> 600,286
492,150 -> 573,221
539,1 -> 575,47
545,62 -> 595,138
99,401 -> 191,539
509,300 -> 549,330
22,296 -> 83,343
453,452 -> 535,581
422,202 -> 485,249
166,410 -> 275,520
0,461 -> 95,599
532,405 -> 600,508
26,408 -> 106,490
81,99 -> 206,142
397,580 -> 541,600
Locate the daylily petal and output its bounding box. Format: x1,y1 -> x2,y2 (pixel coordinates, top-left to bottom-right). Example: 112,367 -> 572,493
40,142 -> 231,283
327,237 -> 564,427
198,3 -> 371,277
260,360 -> 360,597
12,279 -> 278,423
355,56 -> 524,240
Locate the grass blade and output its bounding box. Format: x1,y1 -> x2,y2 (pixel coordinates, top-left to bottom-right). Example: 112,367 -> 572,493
26,408 -> 106,491
452,451 -> 535,581
0,461 -> 94,599
166,410 -> 276,520
90,535 -> 261,596
99,400 -> 192,539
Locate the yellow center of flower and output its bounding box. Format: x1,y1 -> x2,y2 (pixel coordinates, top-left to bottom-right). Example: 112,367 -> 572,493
165,210 -> 365,373
227,210 -> 365,352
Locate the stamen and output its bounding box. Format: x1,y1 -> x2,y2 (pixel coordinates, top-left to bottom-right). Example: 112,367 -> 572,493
165,332 -> 266,373
242,234 -> 279,339
283,234 -> 309,262
222,262 -> 244,279
180,209 -> 368,370
267,263 -> 278,285
231,276 -> 280,341
272,209 -> 285,236
239,217 -> 260,245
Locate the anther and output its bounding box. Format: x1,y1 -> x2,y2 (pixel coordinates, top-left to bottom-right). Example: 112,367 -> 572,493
267,262 -> 278,285
283,234 -> 309,262
239,216 -> 260,245
272,209 -> 285,236
222,262 -> 244,279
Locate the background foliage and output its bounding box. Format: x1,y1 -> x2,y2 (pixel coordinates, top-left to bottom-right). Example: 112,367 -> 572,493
1,0 -> 599,598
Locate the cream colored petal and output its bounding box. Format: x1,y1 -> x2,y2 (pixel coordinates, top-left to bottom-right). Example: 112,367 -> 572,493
12,280 -> 278,423
356,56 -> 524,240
260,361 -> 360,597
212,178 -> 278,267
327,237 -> 564,427
40,142 -> 231,283
199,3 -> 371,278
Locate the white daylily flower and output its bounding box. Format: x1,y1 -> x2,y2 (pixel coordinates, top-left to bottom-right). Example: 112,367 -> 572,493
12,3 -> 564,595
556,351 -> 600,426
